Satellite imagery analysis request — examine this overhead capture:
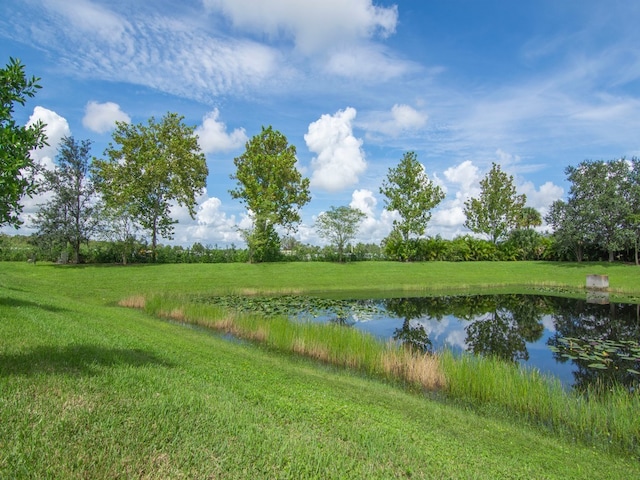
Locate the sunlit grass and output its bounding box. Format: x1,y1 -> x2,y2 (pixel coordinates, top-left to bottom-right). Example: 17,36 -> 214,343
131,291 -> 640,457
4,261 -> 640,476
14,260 -> 640,305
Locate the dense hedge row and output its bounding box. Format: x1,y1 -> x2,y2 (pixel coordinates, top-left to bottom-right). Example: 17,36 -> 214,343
1,230 -> 633,264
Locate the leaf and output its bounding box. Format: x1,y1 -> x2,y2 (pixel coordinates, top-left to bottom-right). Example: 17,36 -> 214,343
587,363 -> 608,369
561,354 -> 578,360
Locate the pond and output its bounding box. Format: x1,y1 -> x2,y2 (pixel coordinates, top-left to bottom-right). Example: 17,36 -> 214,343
204,293 -> 640,391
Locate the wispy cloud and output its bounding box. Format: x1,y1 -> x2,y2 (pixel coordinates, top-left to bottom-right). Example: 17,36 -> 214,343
360,103 -> 428,138
5,1 -> 283,102
203,0 -> 398,54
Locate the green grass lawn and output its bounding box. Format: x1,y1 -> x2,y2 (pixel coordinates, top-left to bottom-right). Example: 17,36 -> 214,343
1,261 -> 640,478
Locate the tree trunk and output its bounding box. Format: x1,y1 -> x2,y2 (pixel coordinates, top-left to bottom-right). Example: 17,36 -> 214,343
152,217 -> 158,262
72,240 -> 80,264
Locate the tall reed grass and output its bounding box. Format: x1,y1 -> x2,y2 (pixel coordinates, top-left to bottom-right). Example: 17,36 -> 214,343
125,294 -> 447,392
122,293 -> 639,457
439,350 -> 640,456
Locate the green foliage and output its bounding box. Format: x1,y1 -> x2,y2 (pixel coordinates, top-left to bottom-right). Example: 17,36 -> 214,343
0,57 -> 48,227
460,235 -> 499,261
315,206 -> 366,262
516,206 -> 542,229
418,236 -> 451,261
500,229 -> 550,261
547,159 -> 640,263
230,126 -> 310,262
562,159 -> 632,262
0,234 -> 37,261
96,205 -> 140,264
33,137 -> 99,263
381,229 -> 415,261
242,222 -> 282,263
464,163 -> 526,244
93,112 -> 208,257
380,151 -> 445,247
387,235 -> 503,262
627,158 -> 640,265
545,199 -> 586,261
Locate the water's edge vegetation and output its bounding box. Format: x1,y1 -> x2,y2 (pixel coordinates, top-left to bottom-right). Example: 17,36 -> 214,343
130,290 -> 640,458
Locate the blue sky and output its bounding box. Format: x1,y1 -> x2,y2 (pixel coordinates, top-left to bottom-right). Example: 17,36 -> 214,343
2,0 -> 640,247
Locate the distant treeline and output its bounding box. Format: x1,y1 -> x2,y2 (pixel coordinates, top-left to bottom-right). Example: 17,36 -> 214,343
2,231 -> 636,264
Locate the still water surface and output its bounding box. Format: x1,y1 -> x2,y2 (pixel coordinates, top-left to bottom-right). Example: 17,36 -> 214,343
300,294 -> 640,390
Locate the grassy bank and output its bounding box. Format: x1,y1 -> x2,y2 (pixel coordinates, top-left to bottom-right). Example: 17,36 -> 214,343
8,260 -> 640,302
137,289 -> 640,458
2,261 -> 640,478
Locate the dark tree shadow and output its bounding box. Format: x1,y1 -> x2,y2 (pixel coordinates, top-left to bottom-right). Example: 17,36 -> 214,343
0,296 -> 68,313
542,261 -> 626,270
0,344 -> 173,376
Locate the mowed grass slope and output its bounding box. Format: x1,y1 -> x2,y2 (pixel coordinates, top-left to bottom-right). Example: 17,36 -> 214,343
9,260 -> 640,301
1,261 -> 639,478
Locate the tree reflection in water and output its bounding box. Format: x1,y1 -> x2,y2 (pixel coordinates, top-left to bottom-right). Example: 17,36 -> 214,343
381,294 -> 639,391
546,298 -> 640,392
384,298 -> 433,353
384,295 -> 546,362
202,292 -> 640,390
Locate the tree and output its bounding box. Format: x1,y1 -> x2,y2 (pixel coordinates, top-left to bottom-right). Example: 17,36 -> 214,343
380,151 -> 445,243
93,112 -> 208,258
545,199 -> 588,262
516,206 -> 542,229
0,57 -> 48,227
464,162 -> 526,244
33,137 -> 100,263
97,205 -> 141,265
560,160 -> 632,262
627,158 -> 640,265
230,126 -> 310,262
315,206 -> 366,262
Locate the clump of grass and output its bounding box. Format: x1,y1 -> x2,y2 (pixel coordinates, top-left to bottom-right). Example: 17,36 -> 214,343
118,295 -> 146,308
381,347 -> 446,390
439,350 -> 640,456
138,293 -> 445,391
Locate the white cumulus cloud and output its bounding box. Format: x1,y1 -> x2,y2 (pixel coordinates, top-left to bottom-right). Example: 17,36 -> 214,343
350,188 -> 377,217
27,106 -> 71,170
195,109 -> 248,153
305,107 -> 367,192
519,180 -> 564,221
349,189 -> 394,243
443,160 -> 480,196
171,193 -> 243,246
82,101 -> 131,134
391,104 -> 428,130
430,160 -> 483,238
